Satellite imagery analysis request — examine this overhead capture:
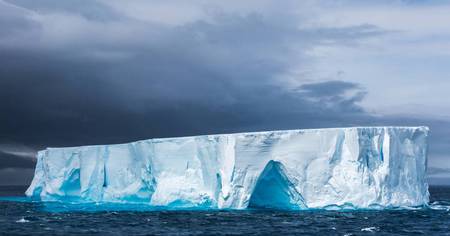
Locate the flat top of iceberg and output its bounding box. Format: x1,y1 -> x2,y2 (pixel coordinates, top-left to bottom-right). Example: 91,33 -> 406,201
43,126 -> 428,151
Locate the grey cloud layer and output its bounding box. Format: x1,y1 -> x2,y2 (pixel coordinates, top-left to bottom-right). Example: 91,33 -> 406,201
0,0 -> 448,184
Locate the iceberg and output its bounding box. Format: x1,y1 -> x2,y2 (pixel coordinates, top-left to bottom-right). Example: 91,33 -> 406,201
26,127 -> 429,210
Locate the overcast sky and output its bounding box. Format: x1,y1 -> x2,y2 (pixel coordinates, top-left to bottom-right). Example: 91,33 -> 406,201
1,0 -> 449,186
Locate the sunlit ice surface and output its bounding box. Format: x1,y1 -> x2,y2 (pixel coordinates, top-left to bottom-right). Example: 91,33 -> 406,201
26,127 -> 429,210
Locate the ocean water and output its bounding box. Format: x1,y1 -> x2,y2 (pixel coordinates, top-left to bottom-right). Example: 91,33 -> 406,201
1,186 -> 450,235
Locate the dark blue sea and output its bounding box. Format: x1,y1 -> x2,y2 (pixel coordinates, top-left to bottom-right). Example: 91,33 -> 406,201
1,186 -> 449,235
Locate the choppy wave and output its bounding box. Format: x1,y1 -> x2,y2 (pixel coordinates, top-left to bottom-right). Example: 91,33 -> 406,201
1,197 -> 450,213
1,185 -> 450,235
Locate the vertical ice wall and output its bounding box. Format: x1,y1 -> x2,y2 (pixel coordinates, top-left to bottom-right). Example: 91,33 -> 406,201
26,127 -> 429,209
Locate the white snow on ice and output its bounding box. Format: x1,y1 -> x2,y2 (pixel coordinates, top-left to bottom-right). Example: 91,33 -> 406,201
26,127 -> 429,210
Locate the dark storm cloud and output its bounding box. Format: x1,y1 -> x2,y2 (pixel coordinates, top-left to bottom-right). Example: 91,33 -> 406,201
0,153 -> 35,169
0,1 -> 384,148
297,81 -> 367,113
0,168 -> 34,185
0,0 -> 448,184
299,80 -> 362,97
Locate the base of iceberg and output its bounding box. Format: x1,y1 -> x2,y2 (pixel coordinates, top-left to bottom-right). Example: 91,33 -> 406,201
26,127 -> 429,210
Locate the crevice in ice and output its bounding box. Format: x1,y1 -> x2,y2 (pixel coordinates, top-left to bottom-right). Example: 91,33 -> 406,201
103,147 -> 109,189
60,169 -> 81,197
330,131 -> 345,165
102,163 -> 107,188
379,129 -> 385,162
325,130 -> 345,187
215,173 -> 222,201
248,160 -> 306,210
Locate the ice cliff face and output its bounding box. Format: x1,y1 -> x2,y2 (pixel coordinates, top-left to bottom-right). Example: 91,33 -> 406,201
26,127 -> 429,209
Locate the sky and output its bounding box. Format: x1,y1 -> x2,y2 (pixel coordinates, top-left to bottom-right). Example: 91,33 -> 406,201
0,0 -> 449,186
